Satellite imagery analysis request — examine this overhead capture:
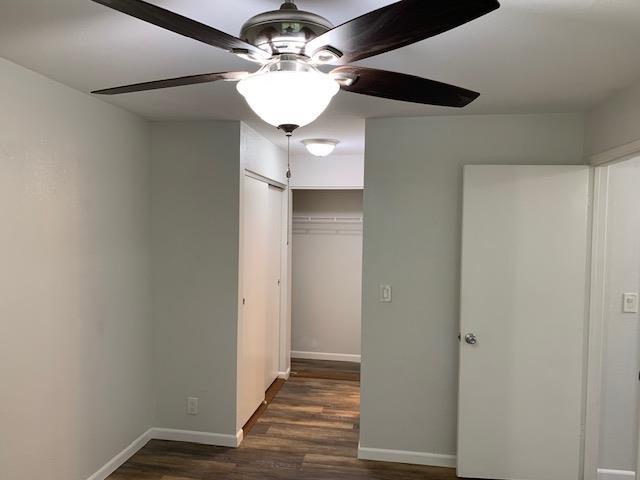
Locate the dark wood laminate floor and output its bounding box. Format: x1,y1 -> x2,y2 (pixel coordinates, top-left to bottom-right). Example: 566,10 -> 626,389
290,358 -> 361,382
108,359 -> 459,480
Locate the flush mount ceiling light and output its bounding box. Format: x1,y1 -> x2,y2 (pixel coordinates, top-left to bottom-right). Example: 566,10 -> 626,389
301,139 -> 340,157
90,0 -> 501,133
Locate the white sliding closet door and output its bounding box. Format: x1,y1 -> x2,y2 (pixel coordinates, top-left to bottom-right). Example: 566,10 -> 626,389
238,175 -> 283,427
265,185 -> 282,390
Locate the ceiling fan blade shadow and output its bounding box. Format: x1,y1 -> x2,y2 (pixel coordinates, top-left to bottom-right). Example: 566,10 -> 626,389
332,66 -> 480,107
306,0 -> 499,64
92,71 -> 250,95
91,0 -> 269,59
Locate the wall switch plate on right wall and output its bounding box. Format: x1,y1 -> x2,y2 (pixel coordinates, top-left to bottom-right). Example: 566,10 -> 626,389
622,293 -> 639,313
379,285 -> 392,303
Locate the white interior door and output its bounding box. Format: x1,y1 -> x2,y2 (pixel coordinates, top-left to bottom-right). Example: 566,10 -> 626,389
457,165 -> 591,480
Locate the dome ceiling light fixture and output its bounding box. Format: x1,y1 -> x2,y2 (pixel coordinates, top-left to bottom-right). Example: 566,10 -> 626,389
302,139 -> 340,157
90,0 -> 501,135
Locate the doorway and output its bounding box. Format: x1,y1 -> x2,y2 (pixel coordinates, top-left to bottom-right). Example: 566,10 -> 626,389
290,189 -> 363,364
239,188 -> 365,451
585,156 -> 640,480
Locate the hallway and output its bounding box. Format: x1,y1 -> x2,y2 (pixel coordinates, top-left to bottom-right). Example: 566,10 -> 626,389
108,360 -> 458,479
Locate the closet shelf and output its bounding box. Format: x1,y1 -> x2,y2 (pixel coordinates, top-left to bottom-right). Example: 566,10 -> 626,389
292,216 -> 363,236
292,216 -> 363,225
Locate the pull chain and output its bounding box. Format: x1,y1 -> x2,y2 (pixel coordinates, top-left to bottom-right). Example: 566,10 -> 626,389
277,124 -> 298,247
286,133 -> 291,182
286,132 -> 292,246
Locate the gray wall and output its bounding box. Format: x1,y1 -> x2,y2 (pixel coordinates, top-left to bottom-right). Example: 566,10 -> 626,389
599,157 -> 640,471
151,121 -> 241,436
291,154 -> 365,189
292,190 -> 363,358
0,58 -> 153,480
360,114 -> 585,458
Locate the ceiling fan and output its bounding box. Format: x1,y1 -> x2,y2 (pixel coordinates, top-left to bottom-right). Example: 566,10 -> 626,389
91,0 -> 500,133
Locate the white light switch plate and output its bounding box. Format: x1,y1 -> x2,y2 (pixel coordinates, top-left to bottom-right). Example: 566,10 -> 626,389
379,285 -> 392,303
622,293 -> 639,314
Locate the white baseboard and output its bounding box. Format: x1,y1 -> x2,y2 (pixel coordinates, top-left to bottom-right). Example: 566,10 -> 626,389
150,427 -> 243,448
87,427 -> 242,480
358,444 -> 456,468
278,367 -> 291,380
87,428 -> 153,480
292,350 -> 361,363
597,469 -> 636,480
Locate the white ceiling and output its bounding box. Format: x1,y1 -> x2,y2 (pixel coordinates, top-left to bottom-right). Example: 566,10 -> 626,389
1,0 -> 640,153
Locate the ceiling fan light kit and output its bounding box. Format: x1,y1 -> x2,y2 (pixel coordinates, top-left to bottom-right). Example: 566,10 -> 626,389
236,56 -> 340,129
302,139 -> 340,157
90,0 -> 501,132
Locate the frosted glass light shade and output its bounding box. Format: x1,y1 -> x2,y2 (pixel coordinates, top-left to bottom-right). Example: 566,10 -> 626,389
237,70 -> 340,128
301,139 -> 339,157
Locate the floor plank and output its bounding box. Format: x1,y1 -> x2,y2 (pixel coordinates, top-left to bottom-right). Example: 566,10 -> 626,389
108,359 -> 459,479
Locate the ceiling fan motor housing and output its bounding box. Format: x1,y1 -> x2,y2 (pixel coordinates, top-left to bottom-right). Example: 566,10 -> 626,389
240,2 -> 334,57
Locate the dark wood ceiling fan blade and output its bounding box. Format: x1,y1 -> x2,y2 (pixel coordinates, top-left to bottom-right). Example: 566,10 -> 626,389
90,0 -> 269,59
306,0 -> 499,64
332,66 -> 480,107
92,71 -> 250,95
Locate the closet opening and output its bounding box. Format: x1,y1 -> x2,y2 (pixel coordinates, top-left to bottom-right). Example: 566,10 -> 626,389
289,187 -> 363,435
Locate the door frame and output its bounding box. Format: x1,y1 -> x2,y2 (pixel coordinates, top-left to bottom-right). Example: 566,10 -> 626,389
583,164 -> 610,480
583,145 -> 640,480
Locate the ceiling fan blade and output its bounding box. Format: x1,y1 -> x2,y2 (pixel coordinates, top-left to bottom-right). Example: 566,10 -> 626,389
92,71 -> 250,95
332,66 -> 480,107
306,0 -> 499,64
90,0 -> 269,60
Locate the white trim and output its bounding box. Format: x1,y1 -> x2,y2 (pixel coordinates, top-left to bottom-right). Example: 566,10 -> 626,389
358,444 -> 456,468
590,138 -> 640,166
87,427 -> 243,480
244,168 -> 287,189
87,429 -> 153,480
150,427 -> 243,448
278,367 -> 291,380
597,469 -> 636,480
291,350 -> 361,363
584,166 -> 611,480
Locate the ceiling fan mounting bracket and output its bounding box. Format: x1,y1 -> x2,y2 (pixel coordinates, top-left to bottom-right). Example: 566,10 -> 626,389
330,70 -> 358,87
310,45 -> 343,64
